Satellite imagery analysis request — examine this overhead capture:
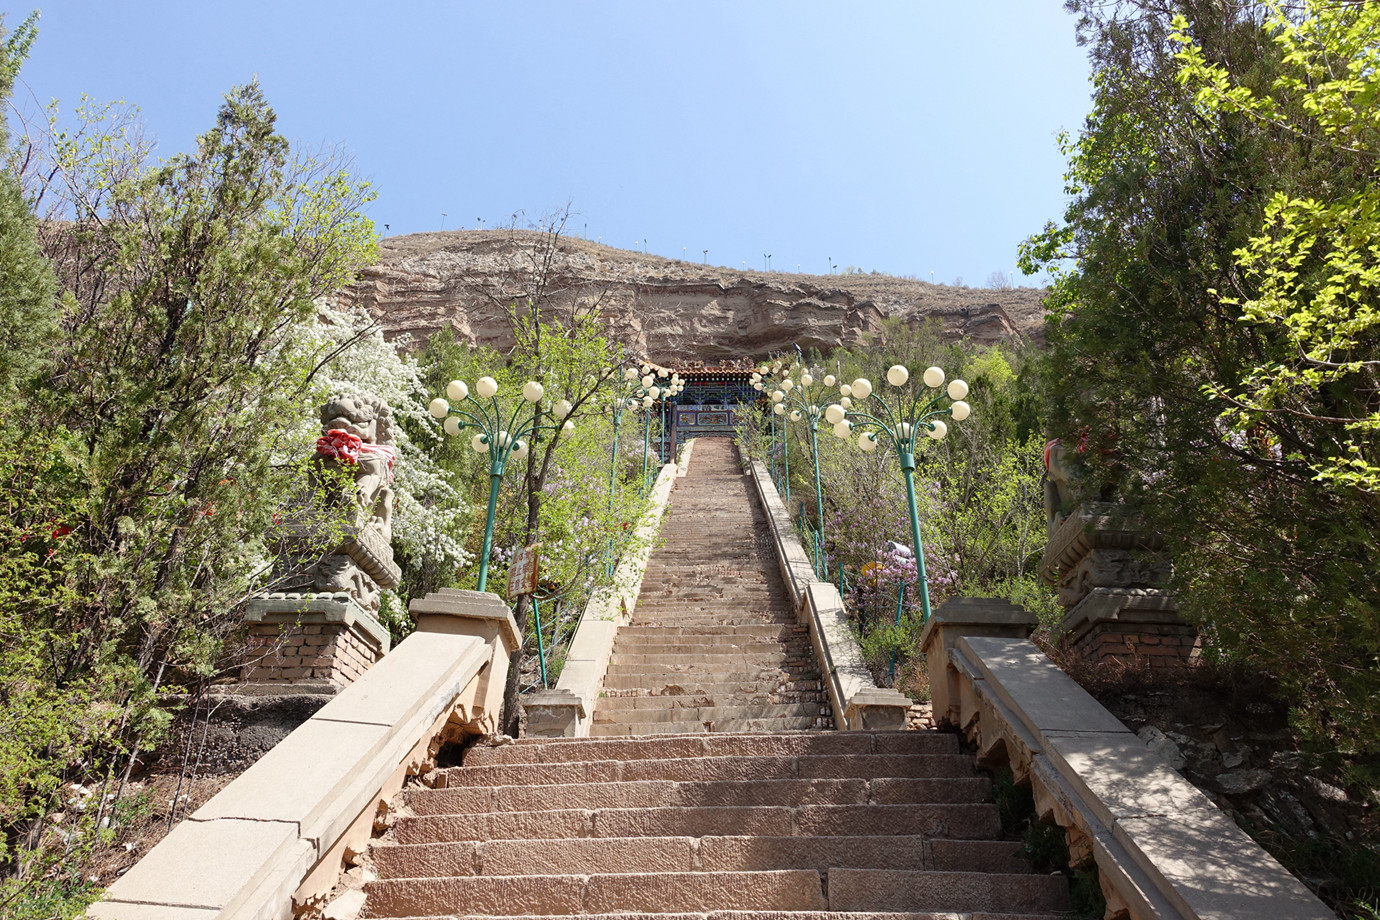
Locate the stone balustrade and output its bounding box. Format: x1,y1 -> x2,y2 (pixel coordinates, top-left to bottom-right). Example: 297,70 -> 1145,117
523,459 -> 681,737
920,598 -> 1331,920
747,458 -> 911,730
90,590 -> 520,920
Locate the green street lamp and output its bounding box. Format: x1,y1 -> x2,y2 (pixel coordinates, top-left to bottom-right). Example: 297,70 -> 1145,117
751,357 -> 792,502
603,363 -> 681,572
751,353 -> 840,578
428,376 -> 574,592
829,364 -> 971,624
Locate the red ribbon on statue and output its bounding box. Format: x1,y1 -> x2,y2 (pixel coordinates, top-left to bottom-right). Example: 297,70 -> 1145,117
316,428 -> 364,464
360,443 -> 397,483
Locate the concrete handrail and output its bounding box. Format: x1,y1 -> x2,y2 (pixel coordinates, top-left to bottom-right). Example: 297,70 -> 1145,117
920,598 -> 1331,920
524,460 -> 680,737
746,458 -> 910,730
91,591 -> 520,920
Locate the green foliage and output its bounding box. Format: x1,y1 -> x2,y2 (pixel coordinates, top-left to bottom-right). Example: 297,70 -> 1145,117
1026,0 -> 1380,757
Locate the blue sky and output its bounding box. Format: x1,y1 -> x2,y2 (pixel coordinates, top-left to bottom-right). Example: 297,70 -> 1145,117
11,2 -> 1091,284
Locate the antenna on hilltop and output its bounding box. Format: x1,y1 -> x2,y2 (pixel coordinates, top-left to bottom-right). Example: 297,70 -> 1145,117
440,212 -> 447,230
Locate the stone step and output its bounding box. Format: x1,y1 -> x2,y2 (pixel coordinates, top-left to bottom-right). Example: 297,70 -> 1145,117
462,732 -> 959,765
613,638 -> 797,653
601,669 -> 817,686
618,625 -> 804,638
363,869 -> 1066,916
440,754 -> 977,789
608,653 -> 805,668
394,802 -> 1001,845
591,704 -> 826,725
597,682 -> 818,698
407,776 -> 992,816
373,833 -> 987,878
418,912 -> 1065,920
364,870 -> 828,917
589,717 -> 825,735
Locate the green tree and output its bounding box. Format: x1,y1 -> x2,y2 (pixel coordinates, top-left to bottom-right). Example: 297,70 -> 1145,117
1021,0 -> 1380,756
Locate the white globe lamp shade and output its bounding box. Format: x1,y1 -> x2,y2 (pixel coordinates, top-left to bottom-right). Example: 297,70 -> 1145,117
554,399 -> 573,418
754,382 -> 763,390
446,380 -> 468,401
852,378 -> 873,399
832,420 -> 852,439
886,365 -> 909,386
772,390 -> 784,403
774,403 -> 785,416
824,374 -> 836,387
801,373 -> 813,387
476,376 -> 499,398
824,404 -> 845,425
443,416 -> 463,437
624,367 -> 638,381
947,379 -> 969,400
648,386 -> 661,399
782,379 -> 794,392
428,397 -> 449,419
839,384 -> 852,397
899,422 -> 912,440
950,400 -> 971,422
562,420 -> 575,432
640,364 -> 650,374
641,374 -> 654,388
522,381 -> 544,403
642,395 -> 654,408
927,419 -> 948,440
658,368 -> 668,378
923,366 -> 945,389
511,439 -> 529,460
841,396 -> 852,409
470,433 -> 488,453
789,409 -> 802,421
858,432 -> 878,452
498,430 -> 511,447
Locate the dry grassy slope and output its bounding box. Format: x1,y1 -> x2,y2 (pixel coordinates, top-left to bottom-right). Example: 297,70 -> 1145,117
343,229 -> 1047,359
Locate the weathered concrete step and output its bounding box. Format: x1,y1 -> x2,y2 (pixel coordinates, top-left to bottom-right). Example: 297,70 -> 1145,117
619,625 -> 804,638
598,682 -> 814,697
407,776 -> 991,816
460,732 -> 959,765
364,870 -> 826,917
440,754 -> 977,788
432,912 -> 1066,920
363,869 -> 1065,916
589,717 -> 823,735
372,834 -> 1006,878
628,616 -> 797,626
395,803 -> 1001,845
591,704 -> 824,725
602,670 -> 817,689
590,694 -> 776,712
613,638 -> 796,653
608,653 -> 802,668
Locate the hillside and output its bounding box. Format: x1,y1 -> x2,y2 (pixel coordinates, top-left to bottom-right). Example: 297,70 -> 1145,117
343,229 -> 1047,359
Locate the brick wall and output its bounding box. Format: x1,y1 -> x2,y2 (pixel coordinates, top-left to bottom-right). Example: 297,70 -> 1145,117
241,621 -> 384,689
1071,620 -> 1203,669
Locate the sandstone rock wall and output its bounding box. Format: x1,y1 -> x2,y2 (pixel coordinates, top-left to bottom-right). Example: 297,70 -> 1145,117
342,229 -> 1046,359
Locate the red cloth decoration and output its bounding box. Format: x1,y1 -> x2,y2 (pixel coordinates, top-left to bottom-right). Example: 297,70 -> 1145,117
316,429 -> 364,464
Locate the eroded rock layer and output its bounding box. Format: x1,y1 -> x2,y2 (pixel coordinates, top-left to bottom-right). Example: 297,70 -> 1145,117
343,230 -> 1045,359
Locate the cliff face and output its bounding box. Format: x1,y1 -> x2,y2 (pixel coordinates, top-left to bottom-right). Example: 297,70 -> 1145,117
343,229 -> 1046,359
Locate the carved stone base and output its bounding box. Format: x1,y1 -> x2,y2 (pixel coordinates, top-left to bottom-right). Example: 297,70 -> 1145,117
241,594 -> 392,691
1059,587 -> 1201,669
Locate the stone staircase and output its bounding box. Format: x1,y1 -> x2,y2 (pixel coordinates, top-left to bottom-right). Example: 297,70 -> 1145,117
363,732 -> 1068,917
595,437 -> 831,735
359,438 -> 1068,918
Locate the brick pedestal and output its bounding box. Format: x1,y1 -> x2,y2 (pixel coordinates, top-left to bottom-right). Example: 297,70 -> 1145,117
1041,503 -> 1200,670
241,594 -> 391,691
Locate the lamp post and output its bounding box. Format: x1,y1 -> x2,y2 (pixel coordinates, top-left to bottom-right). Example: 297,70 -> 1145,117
751,351 -> 841,578
826,364 -> 971,624
751,357 -> 793,504
428,377 -> 574,592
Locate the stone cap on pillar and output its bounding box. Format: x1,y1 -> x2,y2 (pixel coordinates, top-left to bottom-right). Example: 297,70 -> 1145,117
245,593 -> 391,654
409,589 -> 522,654
918,597 -> 1038,655
843,688 -> 912,732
